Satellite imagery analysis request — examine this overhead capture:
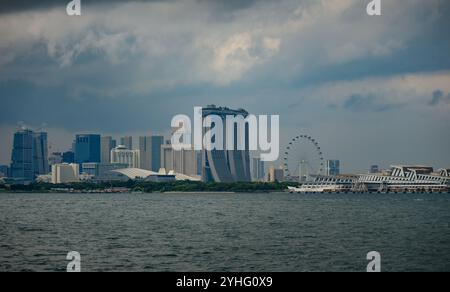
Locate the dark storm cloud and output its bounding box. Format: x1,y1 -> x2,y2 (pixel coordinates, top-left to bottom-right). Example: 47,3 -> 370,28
0,0 -> 172,14
343,94 -> 401,112
0,0 -> 259,15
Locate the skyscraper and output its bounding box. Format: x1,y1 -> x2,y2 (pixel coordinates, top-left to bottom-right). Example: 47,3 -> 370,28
101,136 -> 114,164
74,134 -> 101,164
326,160 -> 340,176
120,136 -> 133,150
32,132 -> 49,176
139,136 -> 164,171
202,105 -> 251,182
10,128 -> 49,182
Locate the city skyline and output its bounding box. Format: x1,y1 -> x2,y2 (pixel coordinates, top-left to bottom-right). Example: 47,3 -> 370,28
0,0 -> 450,172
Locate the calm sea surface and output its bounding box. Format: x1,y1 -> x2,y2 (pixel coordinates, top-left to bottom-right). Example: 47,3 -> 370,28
1,192 -> 450,272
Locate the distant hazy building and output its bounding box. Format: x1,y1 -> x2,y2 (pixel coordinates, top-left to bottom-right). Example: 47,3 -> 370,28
101,136 -> 115,164
51,163 -> 80,184
202,105 -> 251,182
120,136 -> 133,150
10,128 -> 49,182
48,152 -> 63,166
111,145 -> 140,168
268,166 -> 284,182
370,165 -> 380,174
62,151 -> 75,164
161,144 -> 198,177
252,157 -> 265,181
139,136 -> 164,171
0,165 -> 9,177
299,160 -> 310,182
326,160 -> 340,176
74,134 -> 101,164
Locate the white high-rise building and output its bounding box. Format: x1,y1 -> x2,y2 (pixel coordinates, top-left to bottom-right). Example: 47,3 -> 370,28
111,145 -> 140,169
51,163 -> 80,184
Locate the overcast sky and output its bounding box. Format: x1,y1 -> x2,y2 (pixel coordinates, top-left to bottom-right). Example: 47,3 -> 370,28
0,0 -> 449,172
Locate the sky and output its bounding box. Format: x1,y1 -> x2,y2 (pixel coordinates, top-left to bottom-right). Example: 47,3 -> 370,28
0,0 -> 449,173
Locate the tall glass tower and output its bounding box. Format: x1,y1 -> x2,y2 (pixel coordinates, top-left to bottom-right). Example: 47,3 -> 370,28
74,134 -> 101,164
10,128 -> 49,182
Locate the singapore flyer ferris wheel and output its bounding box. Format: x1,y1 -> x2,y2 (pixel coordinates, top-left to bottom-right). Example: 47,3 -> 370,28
283,134 -> 325,182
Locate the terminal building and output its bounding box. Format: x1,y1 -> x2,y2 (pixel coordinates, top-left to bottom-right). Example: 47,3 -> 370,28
357,165 -> 450,192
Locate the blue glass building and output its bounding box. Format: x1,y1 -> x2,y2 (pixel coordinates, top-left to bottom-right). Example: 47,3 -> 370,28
74,134 -> 101,165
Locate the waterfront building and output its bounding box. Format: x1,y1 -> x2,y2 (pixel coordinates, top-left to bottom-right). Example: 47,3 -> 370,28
10,128 -> 49,182
120,136 -> 133,150
252,157 -> 265,181
101,136 -> 114,164
81,162 -> 129,181
326,160 -> 340,176
51,163 -> 80,184
357,165 -> 450,192
202,105 -> 252,182
111,146 -> 140,168
139,136 -> 164,171
268,166 -> 284,182
74,134 -> 101,164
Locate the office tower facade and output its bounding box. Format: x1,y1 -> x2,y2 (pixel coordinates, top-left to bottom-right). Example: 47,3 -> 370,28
111,146 -> 140,168
268,166 -> 284,182
62,151 -> 75,163
33,132 -> 49,175
51,163 -> 80,184
252,157 -> 265,181
74,134 -> 101,164
10,128 -> 49,182
161,145 -> 198,176
202,105 -> 252,182
101,136 -> 114,164
326,160 -> 340,176
139,136 -> 164,171
120,136 -> 133,150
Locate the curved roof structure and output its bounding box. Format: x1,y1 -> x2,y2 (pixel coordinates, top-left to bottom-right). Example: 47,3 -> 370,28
112,168 -> 158,179
112,168 -> 201,181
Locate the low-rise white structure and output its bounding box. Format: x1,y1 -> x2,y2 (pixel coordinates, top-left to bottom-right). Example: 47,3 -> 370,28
52,163 -> 80,184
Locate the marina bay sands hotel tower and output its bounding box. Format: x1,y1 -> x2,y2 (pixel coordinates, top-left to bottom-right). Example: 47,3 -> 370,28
202,105 -> 252,183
